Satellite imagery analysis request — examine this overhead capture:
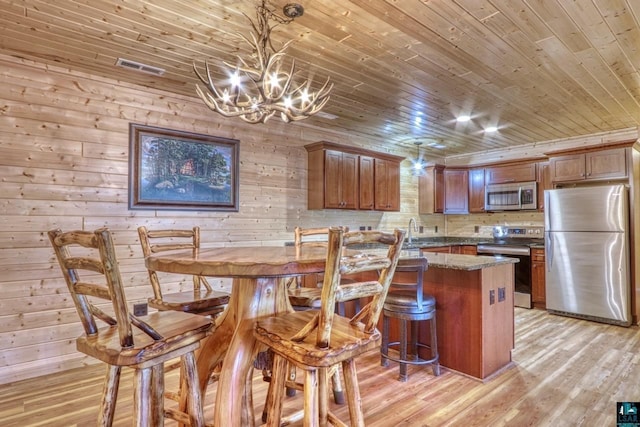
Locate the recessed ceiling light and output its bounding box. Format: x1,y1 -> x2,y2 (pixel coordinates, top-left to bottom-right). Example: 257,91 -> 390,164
484,126 -> 498,132
456,115 -> 471,122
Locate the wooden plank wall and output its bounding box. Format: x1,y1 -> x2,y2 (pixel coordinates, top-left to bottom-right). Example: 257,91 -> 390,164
0,53 -> 444,384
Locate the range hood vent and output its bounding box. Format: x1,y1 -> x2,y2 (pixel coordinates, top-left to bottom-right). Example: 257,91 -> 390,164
115,58 -> 165,76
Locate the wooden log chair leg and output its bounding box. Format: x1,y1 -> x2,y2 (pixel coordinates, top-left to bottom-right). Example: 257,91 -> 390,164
183,351 -> 205,427
134,367 -> 156,427
330,367 -> 345,405
264,355 -> 289,427
318,368 -> 329,426
98,365 -> 121,427
341,358 -> 365,427
151,364 -> 165,426
303,369 -> 319,427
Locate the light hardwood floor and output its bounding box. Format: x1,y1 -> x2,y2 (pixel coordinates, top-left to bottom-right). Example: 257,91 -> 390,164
1,308 -> 639,426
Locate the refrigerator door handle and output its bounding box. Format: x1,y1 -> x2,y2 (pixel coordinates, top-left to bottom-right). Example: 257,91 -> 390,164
545,232 -> 553,272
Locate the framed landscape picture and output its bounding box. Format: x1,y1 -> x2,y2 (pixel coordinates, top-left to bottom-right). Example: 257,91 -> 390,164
129,123 -> 239,211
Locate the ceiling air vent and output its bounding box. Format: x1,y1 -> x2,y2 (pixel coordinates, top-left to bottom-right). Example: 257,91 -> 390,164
115,58 -> 165,76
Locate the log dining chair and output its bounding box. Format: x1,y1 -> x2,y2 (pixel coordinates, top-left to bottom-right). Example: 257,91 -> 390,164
255,227 -> 406,426
260,226 -> 349,420
137,226 -> 230,317
48,227 -> 212,427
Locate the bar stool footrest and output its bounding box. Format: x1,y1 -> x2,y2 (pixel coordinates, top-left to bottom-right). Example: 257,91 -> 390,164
381,341 -> 439,366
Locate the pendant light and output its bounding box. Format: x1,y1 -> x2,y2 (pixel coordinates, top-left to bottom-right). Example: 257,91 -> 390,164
412,142 -> 424,174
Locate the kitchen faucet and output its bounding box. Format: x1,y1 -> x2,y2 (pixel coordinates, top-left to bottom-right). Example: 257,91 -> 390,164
408,217 -> 418,245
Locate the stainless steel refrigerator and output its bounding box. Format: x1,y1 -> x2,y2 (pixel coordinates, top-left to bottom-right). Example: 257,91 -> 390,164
544,184 -> 631,326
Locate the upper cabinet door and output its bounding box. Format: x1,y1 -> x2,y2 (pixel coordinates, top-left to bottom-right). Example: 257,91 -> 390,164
374,158 -> 400,211
485,162 -> 537,184
339,151 -> 359,210
585,148 -> 627,180
359,155 -> 375,210
419,165 -> 445,214
468,168 -> 485,213
549,153 -> 586,183
444,169 -> 469,214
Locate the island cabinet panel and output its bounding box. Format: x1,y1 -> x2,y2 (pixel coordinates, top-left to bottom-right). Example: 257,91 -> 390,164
374,158 -> 400,211
418,165 -> 445,214
485,162 -> 537,184
421,263 -> 514,379
443,169 -> 469,214
549,147 -> 627,183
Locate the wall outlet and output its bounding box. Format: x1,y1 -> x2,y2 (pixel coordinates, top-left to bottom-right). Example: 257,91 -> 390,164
367,226 -> 372,230
474,225 -> 480,233
359,225 -> 366,231
434,225 -> 438,233
489,290 -> 495,305
133,303 -> 148,317
498,287 -> 506,302
419,225 -> 424,233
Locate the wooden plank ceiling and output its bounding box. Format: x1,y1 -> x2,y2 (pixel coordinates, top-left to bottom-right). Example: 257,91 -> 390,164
1,0 -> 640,157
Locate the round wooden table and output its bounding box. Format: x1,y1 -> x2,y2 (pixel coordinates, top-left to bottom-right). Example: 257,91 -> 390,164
145,245 -> 329,427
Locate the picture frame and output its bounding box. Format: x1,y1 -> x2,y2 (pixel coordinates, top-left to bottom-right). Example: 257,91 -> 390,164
129,123 -> 240,211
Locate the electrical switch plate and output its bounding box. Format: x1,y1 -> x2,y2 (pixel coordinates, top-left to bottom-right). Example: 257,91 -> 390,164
359,226 -> 366,231
489,289 -> 495,305
498,287 -> 505,302
133,303 -> 148,317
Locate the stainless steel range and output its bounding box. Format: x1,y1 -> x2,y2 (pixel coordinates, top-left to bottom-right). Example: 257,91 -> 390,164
476,226 -> 544,309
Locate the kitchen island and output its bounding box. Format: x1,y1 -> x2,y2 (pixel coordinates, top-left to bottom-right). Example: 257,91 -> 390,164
385,250 -> 518,381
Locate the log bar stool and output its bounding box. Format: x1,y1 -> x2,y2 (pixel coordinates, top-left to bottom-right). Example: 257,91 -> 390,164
49,228 -> 212,427
381,257 -> 441,381
255,227 -> 406,426
138,226 -> 230,317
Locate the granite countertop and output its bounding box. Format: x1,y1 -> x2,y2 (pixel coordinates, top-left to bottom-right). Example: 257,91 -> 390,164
360,247 -> 519,271
420,252 -> 519,271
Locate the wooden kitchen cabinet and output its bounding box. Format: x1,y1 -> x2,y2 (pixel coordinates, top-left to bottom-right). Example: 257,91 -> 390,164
359,155 -> 375,210
531,247 -> 546,309
485,162 -> 537,184
374,158 -> 400,211
549,147 -> 627,183
321,149 -> 359,209
468,168 -> 485,213
306,141 -> 404,211
444,168 -> 469,214
419,165 -> 445,214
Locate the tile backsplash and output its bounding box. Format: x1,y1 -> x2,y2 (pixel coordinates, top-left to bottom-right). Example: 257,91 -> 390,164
445,211 -> 544,237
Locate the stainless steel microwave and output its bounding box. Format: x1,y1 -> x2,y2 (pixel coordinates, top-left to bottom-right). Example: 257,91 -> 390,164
485,181 -> 537,211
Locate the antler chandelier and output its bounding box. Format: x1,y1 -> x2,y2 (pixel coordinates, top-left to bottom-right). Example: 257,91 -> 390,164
194,0 -> 333,124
